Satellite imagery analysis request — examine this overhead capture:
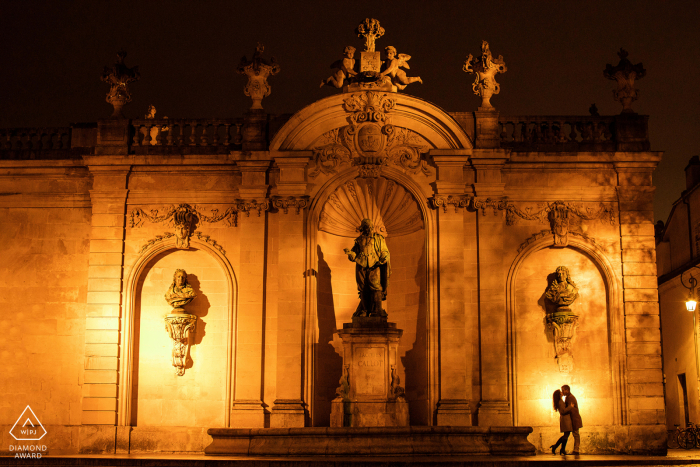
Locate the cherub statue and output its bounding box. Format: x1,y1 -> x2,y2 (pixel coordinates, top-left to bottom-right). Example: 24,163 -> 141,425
141,105 -> 170,145
380,46 -> 422,90
320,46 -> 358,89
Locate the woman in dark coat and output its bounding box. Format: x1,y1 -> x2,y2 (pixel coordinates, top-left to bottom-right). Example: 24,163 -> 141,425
550,389 -> 573,454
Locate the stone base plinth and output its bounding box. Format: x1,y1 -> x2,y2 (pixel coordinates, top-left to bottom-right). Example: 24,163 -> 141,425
330,399 -> 408,427
343,82 -> 397,93
205,426 -> 536,456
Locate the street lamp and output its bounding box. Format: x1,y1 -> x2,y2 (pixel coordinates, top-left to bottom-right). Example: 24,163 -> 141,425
683,273 -> 699,312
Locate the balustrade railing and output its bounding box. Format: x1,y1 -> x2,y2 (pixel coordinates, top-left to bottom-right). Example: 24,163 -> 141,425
130,118 -> 244,149
1,127 -> 71,151
498,116 -> 616,151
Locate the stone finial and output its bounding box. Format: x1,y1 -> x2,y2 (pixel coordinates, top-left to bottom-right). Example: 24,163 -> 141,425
237,43 -> 280,110
604,48 -> 646,113
356,18 -> 385,52
463,41 -> 507,110
101,51 -> 140,118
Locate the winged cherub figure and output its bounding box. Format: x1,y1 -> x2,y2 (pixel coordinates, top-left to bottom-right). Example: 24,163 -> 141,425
320,46 -> 358,88
380,46 -> 422,90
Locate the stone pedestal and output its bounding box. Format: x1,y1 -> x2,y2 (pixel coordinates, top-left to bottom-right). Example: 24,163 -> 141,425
331,318 -> 408,427
164,313 -> 196,376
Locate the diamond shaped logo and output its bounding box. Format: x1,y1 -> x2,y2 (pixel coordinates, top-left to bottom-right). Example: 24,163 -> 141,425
9,406 -> 46,441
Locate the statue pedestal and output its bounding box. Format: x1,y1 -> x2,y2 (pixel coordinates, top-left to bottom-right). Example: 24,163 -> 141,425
331,318 -> 408,427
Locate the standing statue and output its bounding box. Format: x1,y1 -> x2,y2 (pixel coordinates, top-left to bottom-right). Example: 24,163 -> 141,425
380,46 -> 422,90
344,218 -> 391,317
320,46 -> 358,89
164,269 -> 196,313
545,266 -> 579,312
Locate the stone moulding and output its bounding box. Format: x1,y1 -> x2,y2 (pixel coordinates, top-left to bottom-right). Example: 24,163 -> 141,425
517,229 -> 598,254
431,195 -> 471,213
272,196 -> 309,214
205,426 -> 536,456
138,230 -> 226,256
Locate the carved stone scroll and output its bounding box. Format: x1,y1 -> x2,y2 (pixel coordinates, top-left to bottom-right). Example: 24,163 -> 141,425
165,314 -> 197,376
273,196 -> 309,214
544,266 -> 580,373
431,195 -> 471,213
236,199 -> 270,217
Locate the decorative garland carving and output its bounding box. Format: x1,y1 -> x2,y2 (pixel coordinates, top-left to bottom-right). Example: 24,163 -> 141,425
308,91 -> 432,178
139,232 -> 174,254
506,200 -> 615,247
137,230 -> 226,256
516,229 -> 598,254
431,195 -> 471,213
272,196 -> 309,214
193,231 -> 226,255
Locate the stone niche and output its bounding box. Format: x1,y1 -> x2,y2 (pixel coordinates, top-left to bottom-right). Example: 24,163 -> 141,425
513,247 -> 613,429
315,176 -> 428,426
131,249 -> 229,428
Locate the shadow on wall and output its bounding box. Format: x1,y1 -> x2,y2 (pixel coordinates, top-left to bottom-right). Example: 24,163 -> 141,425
314,245 -> 342,426
401,244 -> 429,425
538,271 -> 559,345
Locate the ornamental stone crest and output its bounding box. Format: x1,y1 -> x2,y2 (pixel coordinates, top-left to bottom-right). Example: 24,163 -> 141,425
505,200 -> 615,247
320,18 -> 422,93
130,203 -> 238,249
604,48 -> 646,114
237,43 -> 280,110
101,51 -> 140,118
309,92 -> 431,177
463,41 -> 507,109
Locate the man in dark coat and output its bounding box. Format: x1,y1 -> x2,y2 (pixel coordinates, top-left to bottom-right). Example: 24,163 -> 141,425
561,385 -> 583,454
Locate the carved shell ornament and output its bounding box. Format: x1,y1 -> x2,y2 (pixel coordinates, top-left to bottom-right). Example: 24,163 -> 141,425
309,91 -> 432,178
319,177 -> 423,237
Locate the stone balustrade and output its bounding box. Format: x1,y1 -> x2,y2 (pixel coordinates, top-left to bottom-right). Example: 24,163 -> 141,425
2,127 -> 71,150
130,118 -> 244,149
498,115 -> 617,151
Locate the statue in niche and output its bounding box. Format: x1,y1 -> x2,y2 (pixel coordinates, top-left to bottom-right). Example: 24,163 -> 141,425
320,46 -> 358,89
343,218 -> 391,318
380,46 -> 422,90
545,266 -> 579,312
164,269 -> 196,313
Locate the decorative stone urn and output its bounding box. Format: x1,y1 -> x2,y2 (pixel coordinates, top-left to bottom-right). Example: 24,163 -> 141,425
604,48 -> 646,113
164,269 -> 197,376
331,317 -> 408,427
100,51 -> 140,118
544,266 -> 580,373
236,43 -> 280,110
463,40 -> 507,110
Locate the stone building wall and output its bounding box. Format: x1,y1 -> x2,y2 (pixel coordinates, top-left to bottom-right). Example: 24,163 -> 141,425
0,89 -> 666,455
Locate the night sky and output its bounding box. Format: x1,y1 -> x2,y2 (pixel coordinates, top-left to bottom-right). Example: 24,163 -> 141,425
2,1 -> 698,223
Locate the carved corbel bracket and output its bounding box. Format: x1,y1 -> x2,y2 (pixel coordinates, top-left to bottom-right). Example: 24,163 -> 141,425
472,197 -> 508,216
272,196 -> 309,214
164,313 -> 197,376
236,199 -> 270,217
546,312 -> 579,374
431,195 -> 471,213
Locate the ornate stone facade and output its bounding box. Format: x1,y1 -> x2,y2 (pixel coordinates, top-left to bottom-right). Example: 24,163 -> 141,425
0,41 -> 664,457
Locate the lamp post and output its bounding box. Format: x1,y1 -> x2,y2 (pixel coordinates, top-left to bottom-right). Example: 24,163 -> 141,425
682,269 -> 700,420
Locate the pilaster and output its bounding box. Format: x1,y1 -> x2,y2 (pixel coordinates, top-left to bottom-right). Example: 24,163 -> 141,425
81,163 -> 130,425
432,154 -> 472,426
471,149 -> 512,426
269,155 -> 310,427
616,161 -> 664,426
231,160 -> 270,427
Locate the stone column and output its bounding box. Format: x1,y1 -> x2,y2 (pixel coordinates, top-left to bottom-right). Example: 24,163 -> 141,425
270,155 -> 310,427
81,161 -> 130,426
432,153 -> 472,426
231,159 -> 270,428
616,162 -> 664,428
471,148 -> 512,426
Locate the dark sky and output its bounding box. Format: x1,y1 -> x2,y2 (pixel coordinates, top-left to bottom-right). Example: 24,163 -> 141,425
2,1 -> 698,223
